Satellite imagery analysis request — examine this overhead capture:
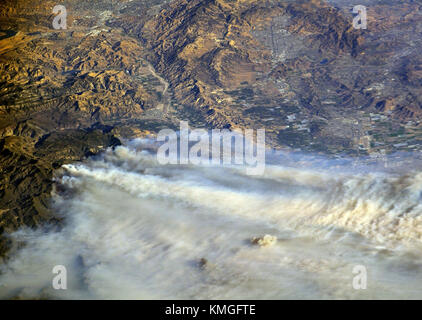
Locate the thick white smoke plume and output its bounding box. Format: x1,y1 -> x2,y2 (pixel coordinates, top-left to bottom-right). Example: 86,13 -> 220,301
0,140 -> 421,299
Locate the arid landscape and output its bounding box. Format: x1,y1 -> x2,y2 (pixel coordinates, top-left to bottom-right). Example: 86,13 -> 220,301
0,0 -> 422,299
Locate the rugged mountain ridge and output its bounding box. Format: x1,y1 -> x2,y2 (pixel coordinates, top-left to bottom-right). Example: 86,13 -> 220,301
0,0 -> 172,259
135,0 -> 422,153
141,0 -> 363,132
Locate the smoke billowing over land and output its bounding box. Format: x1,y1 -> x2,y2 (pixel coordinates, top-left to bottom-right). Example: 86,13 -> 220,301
1,141 -> 421,299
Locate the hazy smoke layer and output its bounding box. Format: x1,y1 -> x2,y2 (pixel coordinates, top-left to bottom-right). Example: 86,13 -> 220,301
0,140 -> 422,299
